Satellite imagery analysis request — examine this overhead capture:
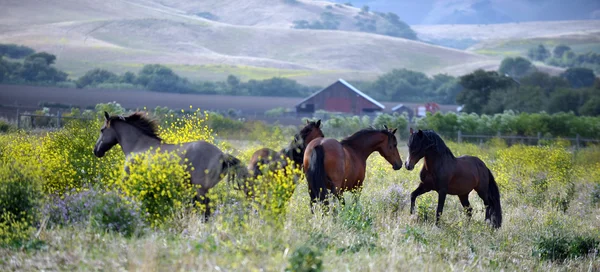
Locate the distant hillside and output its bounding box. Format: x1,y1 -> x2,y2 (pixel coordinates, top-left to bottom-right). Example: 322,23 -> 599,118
332,0 -> 600,25
0,0 -> 502,85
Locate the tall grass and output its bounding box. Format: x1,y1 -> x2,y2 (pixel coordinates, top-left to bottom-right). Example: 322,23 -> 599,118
0,114 -> 598,271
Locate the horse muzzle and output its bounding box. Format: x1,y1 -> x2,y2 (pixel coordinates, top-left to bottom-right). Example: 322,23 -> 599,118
405,161 -> 414,171
393,162 -> 402,170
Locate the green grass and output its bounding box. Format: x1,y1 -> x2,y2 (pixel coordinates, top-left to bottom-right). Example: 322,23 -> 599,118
472,34 -> 600,57
1,123 -> 599,270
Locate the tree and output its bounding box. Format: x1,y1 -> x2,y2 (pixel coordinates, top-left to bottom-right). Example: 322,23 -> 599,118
0,44 -> 35,59
25,52 -> 56,65
456,69 -> 515,114
560,67 -> 596,88
76,68 -> 118,88
120,71 -> 136,84
498,57 -> 536,78
553,44 -> 571,59
527,44 -> 550,61
547,89 -> 585,114
519,71 -> 568,96
579,96 -> 600,116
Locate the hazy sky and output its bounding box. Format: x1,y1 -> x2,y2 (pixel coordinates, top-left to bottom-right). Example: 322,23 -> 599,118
334,0 -> 600,25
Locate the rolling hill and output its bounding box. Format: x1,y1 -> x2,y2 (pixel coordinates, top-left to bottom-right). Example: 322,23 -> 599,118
1,0 -> 596,86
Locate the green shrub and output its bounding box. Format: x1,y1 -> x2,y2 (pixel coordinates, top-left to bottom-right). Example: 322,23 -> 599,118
535,234 -> 599,261
285,245 -> 323,272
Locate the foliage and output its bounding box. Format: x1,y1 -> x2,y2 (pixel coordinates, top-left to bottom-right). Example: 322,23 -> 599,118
0,44 -> 35,59
113,149 -> 198,227
498,57 -> 536,78
527,44 -> 550,61
560,67 -> 596,89
415,110 -> 600,138
44,187 -> 145,237
76,68 -> 119,88
493,145 -> 575,210
285,245 -> 323,272
293,12 -> 340,30
0,51 -> 68,84
552,44 -> 571,59
0,118 -> 15,133
158,107 -> 215,144
0,163 -> 41,246
358,69 -> 461,103
535,233 -> 599,261
456,69 -> 515,114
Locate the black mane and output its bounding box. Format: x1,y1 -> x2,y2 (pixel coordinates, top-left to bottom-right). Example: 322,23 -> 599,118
420,130 -> 454,157
340,127 -> 393,147
109,112 -> 162,141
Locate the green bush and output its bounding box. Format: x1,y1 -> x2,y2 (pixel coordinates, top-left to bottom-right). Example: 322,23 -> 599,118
535,234 -> 599,261
285,245 -> 324,272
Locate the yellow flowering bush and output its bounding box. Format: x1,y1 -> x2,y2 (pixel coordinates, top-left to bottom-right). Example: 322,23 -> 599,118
0,163 -> 41,246
112,148 -> 198,228
492,145 -> 574,210
159,107 -> 215,145
38,119 -> 124,196
250,156 -> 304,220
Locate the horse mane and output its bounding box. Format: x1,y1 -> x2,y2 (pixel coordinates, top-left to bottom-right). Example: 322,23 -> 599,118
340,127 -> 392,147
421,130 -> 454,157
298,120 -> 322,142
109,112 -> 162,141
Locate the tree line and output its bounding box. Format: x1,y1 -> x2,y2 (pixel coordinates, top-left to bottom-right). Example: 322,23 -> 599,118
528,44 -> 600,74
457,56 -> 599,117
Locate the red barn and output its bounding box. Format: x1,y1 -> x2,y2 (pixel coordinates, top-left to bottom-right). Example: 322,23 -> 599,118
295,79 -> 385,115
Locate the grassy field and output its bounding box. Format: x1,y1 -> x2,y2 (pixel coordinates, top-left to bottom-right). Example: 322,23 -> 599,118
0,113 -> 599,271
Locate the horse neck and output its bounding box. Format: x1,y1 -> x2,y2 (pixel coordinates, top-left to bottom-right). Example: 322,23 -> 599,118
114,122 -> 161,156
424,146 -> 455,168
344,132 -> 385,162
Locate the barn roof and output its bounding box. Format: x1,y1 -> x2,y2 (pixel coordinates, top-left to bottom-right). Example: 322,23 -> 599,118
391,104 -> 412,111
295,79 -> 385,109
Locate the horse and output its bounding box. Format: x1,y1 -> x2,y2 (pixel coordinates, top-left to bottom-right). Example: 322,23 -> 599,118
303,125 -> 403,213
247,120 -> 324,180
404,128 -> 502,228
245,120 -> 324,198
93,111 -> 248,221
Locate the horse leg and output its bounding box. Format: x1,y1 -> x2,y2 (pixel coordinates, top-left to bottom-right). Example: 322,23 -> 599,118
458,194 -> 473,218
435,188 -> 447,226
410,183 -> 429,215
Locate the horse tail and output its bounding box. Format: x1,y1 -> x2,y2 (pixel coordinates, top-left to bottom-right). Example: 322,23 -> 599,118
307,144 -> 327,202
222,153 -> 251,193
487,169 -> 502,228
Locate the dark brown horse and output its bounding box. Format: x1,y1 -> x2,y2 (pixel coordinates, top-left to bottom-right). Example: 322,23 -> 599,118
303,126 -> 403,212
246,120 -> 324,186
405,128 -> 502,228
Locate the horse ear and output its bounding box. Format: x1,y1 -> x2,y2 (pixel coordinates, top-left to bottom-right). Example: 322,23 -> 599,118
392,128 -> 397,134
409,127 -> 413,134
417,129 -> 423,136
306,119 -> 310,125
384,124 -> 388,130
104,111 -> 109,120
316,119 -> 321,127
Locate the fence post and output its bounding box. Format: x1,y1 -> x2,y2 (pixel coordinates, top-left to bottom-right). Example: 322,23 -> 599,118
537,132 -> 541,145
16,109 -> 20,129
457,130 -> 462,143
57,111 -> 62,128
576,134 -> 580,150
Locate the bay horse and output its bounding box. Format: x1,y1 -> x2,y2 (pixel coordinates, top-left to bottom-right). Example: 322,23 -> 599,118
303,125 -> 403,213
247,119 -> 324,181
93,111 -> 248,220
404,128 -> 502,228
